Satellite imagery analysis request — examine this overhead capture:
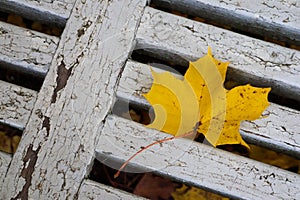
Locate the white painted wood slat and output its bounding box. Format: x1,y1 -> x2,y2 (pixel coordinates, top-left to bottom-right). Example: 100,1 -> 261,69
0,152 -> 12,183
0,1 -> 298,199
96,115 -> 300,200
1,0 -> 148,199
152,0 -> 300,46
0,81 -> 37,130
117,60 -> 300,158
0,21 -> 59,77
135,7 -> 300,102
78,180 -> 146,200
0,0 -> 76,27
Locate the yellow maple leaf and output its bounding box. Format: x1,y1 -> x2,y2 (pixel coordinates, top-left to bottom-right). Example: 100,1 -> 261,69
143,48 -> 270,149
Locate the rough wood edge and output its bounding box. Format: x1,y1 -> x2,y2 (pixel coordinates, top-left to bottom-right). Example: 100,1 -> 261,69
135,7 -> 300,102
116,60 -> 300,159
0,81 -> 37,130
0,152 -> 12,186
151,0 -> 300,46
96,115 -> 300,200
0,21 -> 59,77
78,180 -> 146,200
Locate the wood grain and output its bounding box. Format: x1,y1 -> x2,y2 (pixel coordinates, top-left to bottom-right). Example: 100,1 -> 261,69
1,0 -> 147,199
136,7 -> 300,102
96,115 -> 300,200
152,0 -> 300,46
0,81 -> 37,130
0,21 -> 59,77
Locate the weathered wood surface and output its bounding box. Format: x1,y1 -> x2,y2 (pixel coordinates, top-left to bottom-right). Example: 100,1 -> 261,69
0,152 -> 12,184
152,0 -> 300,46
0,0 -> 76,27
117,60 -> 300,159
0,81 -> 37,130
240,104 -> 300,158
0,21 -> 59,77
96,115 -> 300,200
1,0 -> 147,199
78,180 -> 146,200
136,7 -> 300,102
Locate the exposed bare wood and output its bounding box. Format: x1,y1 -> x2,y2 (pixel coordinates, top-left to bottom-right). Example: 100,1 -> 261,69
0,81 -> 37,130
78,180 -> 146,200
135,7 -> 300,102
117,60 -> 300,159
96,115 -> 300,200
0,0 -> 76,27
152,0 -> 300,46
1,0 -> 147,199
0,21 -> 59,77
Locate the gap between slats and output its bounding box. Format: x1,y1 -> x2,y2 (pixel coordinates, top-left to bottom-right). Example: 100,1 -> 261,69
95,115 -> 300,200
135,7 -> 300,103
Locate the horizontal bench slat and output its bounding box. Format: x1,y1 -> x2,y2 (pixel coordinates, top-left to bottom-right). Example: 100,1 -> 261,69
0,0 -> 76,27
0,81 -> 37,130
152,0 -> 300,46
117,60 -> 300,158
96,115 -> 300,200
78,180 -> 146,200
0,21 -> 59,77
0,152 -> 12,184
136,7 -> 300,102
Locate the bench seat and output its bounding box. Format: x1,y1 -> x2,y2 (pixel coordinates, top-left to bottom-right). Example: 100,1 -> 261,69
96,115 -> 300,199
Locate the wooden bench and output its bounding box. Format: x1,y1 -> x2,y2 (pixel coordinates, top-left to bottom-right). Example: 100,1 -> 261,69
0,0 -> 299,199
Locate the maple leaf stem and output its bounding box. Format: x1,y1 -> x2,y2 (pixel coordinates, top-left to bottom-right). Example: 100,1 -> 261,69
114,129 -> 197,178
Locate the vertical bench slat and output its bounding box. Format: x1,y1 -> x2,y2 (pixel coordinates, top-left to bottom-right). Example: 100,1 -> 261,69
0,152 -> 12,183
152,0 -> 300,46
0,81 -> 37,130
0,0 -> 76,27
136,7 -> 300,102
0,21 -> 59,77
96,115 -> 300,200
1,0 -> 148,199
